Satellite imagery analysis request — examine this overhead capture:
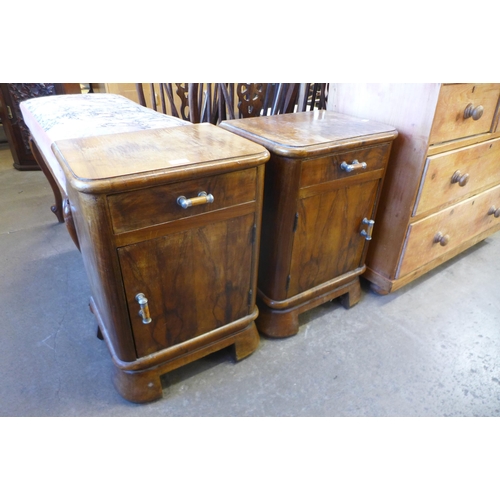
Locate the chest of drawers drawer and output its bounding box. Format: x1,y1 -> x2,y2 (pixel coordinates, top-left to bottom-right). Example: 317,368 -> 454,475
107,168 -> 257,233
429,83 -> 500,144
398,184 -> 500,278
414,137 -> 500,216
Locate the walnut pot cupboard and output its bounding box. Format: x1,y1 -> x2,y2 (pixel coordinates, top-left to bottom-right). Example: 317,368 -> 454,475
329,83 -> 500,294
52,125 -> 269,403
220,111 -> 397,337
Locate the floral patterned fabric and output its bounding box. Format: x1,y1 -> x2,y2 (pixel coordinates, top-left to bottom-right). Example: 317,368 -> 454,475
20,93 -> 188,193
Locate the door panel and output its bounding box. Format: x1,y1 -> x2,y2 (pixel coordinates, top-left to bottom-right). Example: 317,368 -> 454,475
288,180 -> 379,297
118,213 -> 255,357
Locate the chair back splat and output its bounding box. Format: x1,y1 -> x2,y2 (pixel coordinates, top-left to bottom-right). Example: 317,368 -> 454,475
135,83 -> 328,123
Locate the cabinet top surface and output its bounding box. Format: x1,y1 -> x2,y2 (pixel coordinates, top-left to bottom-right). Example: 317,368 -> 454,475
51,123 -> 269,187
220,110 -> 397,156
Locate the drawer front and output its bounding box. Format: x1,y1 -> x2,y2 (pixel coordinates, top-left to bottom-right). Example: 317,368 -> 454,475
429,83 -> 500,145
299,142 -> 391,188
414,137 -> 500,216
108,168 -> 257,233
398,184 -> 500,278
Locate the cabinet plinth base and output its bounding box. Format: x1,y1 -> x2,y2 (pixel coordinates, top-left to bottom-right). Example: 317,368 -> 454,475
111,322 -> 260,404
256,278 -> 361,338
90,297 -> 261,404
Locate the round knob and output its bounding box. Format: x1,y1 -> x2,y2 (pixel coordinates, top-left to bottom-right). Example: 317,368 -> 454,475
464,103 -> 484,121
434,232 -> 450,246
488,206 -> 500,218
451,170 -> 469,187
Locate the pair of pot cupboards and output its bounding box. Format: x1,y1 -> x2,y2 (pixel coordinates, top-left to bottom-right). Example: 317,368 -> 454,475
49,83 -> 500,403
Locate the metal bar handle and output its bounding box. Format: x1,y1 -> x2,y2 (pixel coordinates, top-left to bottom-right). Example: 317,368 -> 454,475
136,293 -> 152,324
360,217 -> 375,240
177,191 -> 214,209
340,159 -> 367,173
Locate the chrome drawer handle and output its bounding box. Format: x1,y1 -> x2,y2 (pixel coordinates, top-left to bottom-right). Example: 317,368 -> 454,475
464,103 -> 484,121
135,293 -> 152,324
434,232 -> 450,246
177,191 -> 214,209
451,170 -> 469,187
340,159 -> 367,173
488,206 -> 500,218
360,217 -> 375,240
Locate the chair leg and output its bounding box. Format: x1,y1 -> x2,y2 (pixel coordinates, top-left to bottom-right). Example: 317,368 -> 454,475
29,137 -> 64,223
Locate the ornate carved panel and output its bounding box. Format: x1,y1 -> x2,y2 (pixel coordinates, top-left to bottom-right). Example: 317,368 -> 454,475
7,83 -> 57,155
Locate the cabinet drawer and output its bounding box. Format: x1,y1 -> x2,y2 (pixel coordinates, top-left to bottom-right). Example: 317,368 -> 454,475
108,168 -> 257,233
398,184 -> 500,278
414,137 -> 500,216
429,83 -> 500,145
299,143 -> 391,188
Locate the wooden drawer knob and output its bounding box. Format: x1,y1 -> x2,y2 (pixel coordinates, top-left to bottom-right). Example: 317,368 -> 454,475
488,206 -> 500,218
451,170 -> 469,187
433,232 -> 450,246
464,103 -> 484,121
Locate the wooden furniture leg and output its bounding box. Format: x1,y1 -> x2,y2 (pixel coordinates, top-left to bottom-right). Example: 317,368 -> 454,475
29,137 -> 64,223
339,278 -> 362,309
233,322 -> 260,360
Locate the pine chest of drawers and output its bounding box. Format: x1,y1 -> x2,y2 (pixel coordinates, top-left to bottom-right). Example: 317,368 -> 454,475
220,111 -> 397,337
331,83 -> 500,294
52,124 -> 269,403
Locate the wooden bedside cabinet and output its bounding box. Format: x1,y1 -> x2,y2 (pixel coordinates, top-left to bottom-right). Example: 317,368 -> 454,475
220,111 -> 397,337
330,83 -> 500,294
52,124 -> 269,403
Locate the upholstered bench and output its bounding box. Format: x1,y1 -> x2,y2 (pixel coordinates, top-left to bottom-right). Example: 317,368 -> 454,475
20,93 -> 188,239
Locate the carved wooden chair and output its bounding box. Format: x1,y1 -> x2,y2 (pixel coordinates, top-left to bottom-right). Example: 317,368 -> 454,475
136,83 -> 303,124
217,83 -> 300,122
298,83 -> 329,111
135,83 -> 221,124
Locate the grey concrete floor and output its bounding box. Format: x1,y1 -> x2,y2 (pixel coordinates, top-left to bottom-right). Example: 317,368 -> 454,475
1,144 -> 500,417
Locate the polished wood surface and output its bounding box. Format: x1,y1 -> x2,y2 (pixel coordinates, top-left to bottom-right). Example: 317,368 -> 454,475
330,83 -> 500,294
53,124 -> 269,402
221,110 -> 397,157
220,111 -> 397,337
53,123 -> 265,184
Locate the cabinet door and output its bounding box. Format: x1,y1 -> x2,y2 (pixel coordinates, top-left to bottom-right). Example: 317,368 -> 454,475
118,213 -> 256,357
288,180 -> 379,297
